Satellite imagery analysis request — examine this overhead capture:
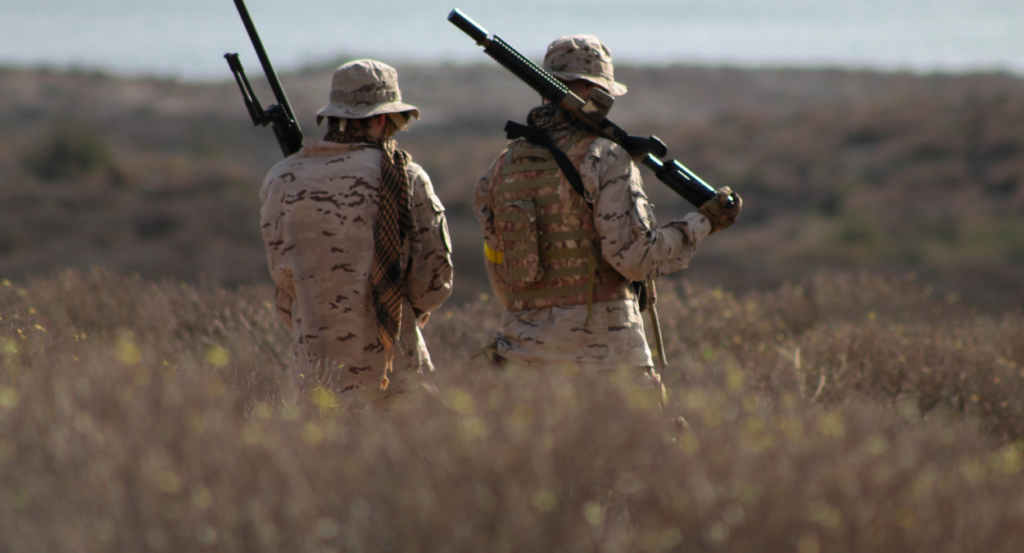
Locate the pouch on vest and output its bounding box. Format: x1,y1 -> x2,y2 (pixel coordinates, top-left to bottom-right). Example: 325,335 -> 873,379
495,199 -> 544,291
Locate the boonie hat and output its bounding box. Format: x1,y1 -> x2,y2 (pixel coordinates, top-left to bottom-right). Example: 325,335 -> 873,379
316,59 -> 420,127
543,35 -> 627,97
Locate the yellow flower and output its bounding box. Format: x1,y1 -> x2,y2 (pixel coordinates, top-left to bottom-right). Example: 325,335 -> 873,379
206,346 -> 230,368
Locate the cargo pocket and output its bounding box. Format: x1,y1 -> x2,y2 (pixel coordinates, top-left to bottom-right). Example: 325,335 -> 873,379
495,199 -> 544,291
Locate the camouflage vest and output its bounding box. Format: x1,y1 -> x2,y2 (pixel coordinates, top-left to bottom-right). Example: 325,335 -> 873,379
486,133 -> 632,314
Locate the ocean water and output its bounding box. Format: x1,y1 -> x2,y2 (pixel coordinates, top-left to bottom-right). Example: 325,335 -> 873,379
1,0 -> 1021,80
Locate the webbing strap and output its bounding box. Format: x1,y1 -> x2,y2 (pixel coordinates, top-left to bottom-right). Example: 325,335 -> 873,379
504,247 -> 590,261
508,282 -> 590,302
536,213 -> 565,225
508,264 -> 588,280
501,161 -> 559,176
500,228 -> 587,243
499,229 -> 530,241
496,176 -> 560,194
513,147 -> 553,162
539,230 -> 588,244
541,248 -> 591,261
495,211 -> 525,223
531,194 -> 561,207
497,211 -> 571,225
499,194 -> 558,207
505,121 -> 593,212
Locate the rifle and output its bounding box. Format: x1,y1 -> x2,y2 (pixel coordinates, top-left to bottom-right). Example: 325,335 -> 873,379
448,8 -> 724,209
224,0 -> 303,157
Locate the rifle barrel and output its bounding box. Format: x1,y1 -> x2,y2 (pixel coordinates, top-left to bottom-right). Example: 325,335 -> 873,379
232,0 -> 299,126
449,9 -> 717,208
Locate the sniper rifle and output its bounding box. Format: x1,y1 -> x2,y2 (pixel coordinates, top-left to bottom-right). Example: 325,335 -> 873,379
448,8 -> 726,209
224,0 -> 303,157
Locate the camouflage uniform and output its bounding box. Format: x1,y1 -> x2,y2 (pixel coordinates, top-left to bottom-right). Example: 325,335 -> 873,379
475,36 -> 720,370
261,60 -> 453,402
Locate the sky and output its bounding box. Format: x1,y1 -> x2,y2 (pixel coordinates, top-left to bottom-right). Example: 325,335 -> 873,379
0,0 -> 1021,80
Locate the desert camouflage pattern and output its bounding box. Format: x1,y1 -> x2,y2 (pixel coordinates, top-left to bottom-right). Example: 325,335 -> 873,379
493,198 -> 543,290
543,35 -> 628,96
316,59 -> 420,123
489,133 -> 632,310
261,138 -> 453,402
476,130 -> 711,369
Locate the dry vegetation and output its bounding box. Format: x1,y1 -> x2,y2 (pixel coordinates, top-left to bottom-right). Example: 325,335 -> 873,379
1,61 -> 1023,551
0,64 -> 1022,307
1,269 -> 1022,552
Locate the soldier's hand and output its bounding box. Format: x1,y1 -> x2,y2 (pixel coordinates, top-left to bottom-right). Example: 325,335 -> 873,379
698,187 -> 742,234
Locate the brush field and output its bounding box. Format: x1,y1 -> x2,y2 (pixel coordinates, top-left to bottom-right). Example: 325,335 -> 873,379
1,64 -> 1023,308
1,59 -> 1023,552
0,269 -> 1022,552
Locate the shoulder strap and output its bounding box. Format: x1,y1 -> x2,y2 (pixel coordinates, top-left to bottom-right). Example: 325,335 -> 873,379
505,121 -> 593,212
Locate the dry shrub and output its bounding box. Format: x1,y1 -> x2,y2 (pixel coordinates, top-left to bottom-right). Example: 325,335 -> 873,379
650,273 -> 1023,441
0,269 -> 1023,552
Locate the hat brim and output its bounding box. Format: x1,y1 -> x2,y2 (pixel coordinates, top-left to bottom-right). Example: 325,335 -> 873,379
316,100 -> 420,121
550,71 -> 627,97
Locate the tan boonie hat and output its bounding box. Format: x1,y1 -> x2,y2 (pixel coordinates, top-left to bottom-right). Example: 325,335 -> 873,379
543,35 -> 627,97
316,59 -> 420,127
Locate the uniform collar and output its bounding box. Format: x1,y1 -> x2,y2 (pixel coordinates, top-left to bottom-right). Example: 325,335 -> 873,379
298,138 -> 372,157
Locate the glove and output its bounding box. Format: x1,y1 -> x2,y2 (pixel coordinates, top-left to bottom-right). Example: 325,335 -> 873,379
698,187 -> 742,234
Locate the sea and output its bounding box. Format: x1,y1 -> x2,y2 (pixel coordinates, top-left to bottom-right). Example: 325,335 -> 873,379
1,0 -> 1021,80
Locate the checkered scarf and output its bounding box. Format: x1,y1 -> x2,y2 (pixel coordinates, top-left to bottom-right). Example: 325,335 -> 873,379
325,121 -> 413,390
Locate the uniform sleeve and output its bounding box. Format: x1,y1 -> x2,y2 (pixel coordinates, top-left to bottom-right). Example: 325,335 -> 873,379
474,154 -> 512,307
260,170 -> 296,329
406,164 -> 454,323
579,139 -> 712,282
474,155 -> 503,253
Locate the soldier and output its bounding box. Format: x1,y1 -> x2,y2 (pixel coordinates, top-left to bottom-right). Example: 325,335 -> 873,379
474,35 -> 741,382
261,59 -> 454,404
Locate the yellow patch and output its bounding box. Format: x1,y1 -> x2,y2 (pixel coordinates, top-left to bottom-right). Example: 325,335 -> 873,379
484,242 -> 504,265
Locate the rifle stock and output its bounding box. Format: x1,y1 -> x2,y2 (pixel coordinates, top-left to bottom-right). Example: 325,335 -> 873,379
225,0 -> 304,157
448,8 -> 720,208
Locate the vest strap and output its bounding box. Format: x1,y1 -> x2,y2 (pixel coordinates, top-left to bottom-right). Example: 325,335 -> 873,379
512,147 -> 553,162
536,213 -> 566,225
501,161 -> 559,176
499,230 -> 529,241
496,176 -> 560,194
508,282 -> 590,303
531,194 -> 561,207
539,230 -> 589,244
541,247 -> 591,261
504,247 -> 590,262
496,212 -> 585,225
495,211 -> 526,223
501,228 -> 586,243
508,264 -> 588,281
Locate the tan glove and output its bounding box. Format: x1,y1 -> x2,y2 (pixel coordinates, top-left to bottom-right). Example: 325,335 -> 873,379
698,186 -> 743,234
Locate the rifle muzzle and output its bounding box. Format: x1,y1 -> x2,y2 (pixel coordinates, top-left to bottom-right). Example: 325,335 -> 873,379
448,9 -> 490,45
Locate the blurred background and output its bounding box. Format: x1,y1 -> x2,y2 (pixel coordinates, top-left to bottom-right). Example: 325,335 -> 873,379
1,0 -> 1022,308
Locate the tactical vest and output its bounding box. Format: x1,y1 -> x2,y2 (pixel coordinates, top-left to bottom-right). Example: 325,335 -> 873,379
486,133 -> 632,314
